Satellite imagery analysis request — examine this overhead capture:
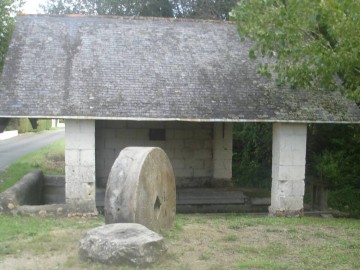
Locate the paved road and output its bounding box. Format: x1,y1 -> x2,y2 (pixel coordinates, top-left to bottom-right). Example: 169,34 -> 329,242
0,129 -> 65,172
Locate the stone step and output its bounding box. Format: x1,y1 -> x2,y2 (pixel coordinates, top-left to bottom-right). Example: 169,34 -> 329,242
177,204 -> 257,213
176,188 -> 269,213
96,188 -> 270,213
177,188 -> 248,205
42,177 -> 271,213
95,188 -> 252,207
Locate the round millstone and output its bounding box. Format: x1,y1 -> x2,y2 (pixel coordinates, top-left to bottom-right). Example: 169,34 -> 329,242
104,147 -> 176,231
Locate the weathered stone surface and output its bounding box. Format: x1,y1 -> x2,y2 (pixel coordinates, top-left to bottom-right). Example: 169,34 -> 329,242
0,170 -> 98,217
105,147 -> 176,231
79,223 -> 167,267
0,170 -> 44,212
269,123 -> 307,217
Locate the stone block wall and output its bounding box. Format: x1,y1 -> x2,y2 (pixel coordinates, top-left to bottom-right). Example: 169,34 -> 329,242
96,121 -> 233,188
65,120 -> 96,212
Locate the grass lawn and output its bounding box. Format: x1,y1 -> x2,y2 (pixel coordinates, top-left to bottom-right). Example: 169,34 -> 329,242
0,139 -> 65,192
0,213 -> 359,270
0,139 -> 359,269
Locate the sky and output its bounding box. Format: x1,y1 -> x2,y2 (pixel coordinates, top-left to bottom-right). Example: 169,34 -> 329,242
22,0 -> 47,14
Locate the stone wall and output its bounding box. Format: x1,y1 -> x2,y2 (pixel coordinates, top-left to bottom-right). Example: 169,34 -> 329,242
95,121 -> 233,188
0,170 -> 45,212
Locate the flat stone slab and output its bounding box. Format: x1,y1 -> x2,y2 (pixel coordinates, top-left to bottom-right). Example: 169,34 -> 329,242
79,223 -> 167,267
105,147 -> 176,231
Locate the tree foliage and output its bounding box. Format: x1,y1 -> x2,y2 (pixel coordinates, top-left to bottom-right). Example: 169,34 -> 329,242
172,0 -> 237,20
42,0 -> 173,17
233,0 -> 360,103
307,124 -> 360,217
233,123 -> 272,189
233,0 -> 360,215
42,0 -> 237,20
141,0 -> 173,17
0,0 -> 23,73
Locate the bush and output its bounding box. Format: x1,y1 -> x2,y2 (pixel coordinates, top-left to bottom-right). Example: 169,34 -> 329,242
5,118 -> 52,133
307,124 -> 360,217
328,187 -> 360,217
232,123 -> 272,188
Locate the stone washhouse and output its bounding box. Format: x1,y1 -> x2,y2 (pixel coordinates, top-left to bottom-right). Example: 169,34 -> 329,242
1,15 -> 359,216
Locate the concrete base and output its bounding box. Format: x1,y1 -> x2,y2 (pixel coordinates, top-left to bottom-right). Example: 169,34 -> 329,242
268,208 -> 304,217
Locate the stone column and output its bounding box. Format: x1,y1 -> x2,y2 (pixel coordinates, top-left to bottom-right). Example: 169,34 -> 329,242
213,122 -> 233,180
269,123 -> 307,217
65,119 -> 96,213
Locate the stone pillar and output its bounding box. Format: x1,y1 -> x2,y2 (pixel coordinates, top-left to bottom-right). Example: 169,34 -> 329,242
65,119 -> 96,213
269,123 -> 307,217
213,122 -> 233,179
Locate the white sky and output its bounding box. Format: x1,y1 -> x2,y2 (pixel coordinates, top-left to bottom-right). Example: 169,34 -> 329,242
22,0 -> 47,14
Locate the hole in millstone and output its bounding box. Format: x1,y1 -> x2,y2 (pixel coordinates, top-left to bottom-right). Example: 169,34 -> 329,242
154,196 -> 162,220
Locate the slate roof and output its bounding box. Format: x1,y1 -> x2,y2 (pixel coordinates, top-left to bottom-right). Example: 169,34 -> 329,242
0,15 -> 359,123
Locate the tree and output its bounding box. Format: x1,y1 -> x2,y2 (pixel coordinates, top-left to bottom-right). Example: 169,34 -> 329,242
233,123 -> 272,189
233,0 -> 360,103
233,1 -> 360,216
140,0 -> 173,17
43,0 -> 237,20
172,0 -> 237,20
307,124 -> 360,217
0,0 -> 23,73
42,0 -> 173,17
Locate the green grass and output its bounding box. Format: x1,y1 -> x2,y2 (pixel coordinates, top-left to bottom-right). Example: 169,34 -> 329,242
236,258 -> 289,270
176,214 -> 360,270
0,214 -> 359,269
0,139 -> 65,192
0,214 -> 100,243
225,233 -> 238,241
0,214 -> 103,258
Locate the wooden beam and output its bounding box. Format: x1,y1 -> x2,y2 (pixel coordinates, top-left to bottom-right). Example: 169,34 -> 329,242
29,118 -> 38,130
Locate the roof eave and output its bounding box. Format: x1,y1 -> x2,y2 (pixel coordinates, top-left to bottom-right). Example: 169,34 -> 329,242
1,115 -> 359,124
